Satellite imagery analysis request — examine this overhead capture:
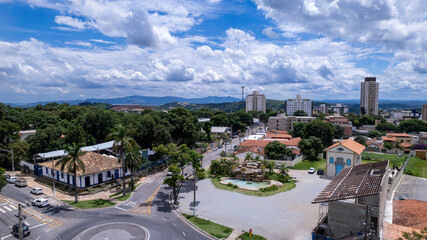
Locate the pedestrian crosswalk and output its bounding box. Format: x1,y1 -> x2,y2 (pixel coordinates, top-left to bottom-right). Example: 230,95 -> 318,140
144,177 -> 164,184
0,203 -> 17,213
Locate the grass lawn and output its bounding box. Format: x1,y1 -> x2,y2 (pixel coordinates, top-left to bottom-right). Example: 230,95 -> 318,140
290,159 -> 326,171
238,231 -> 267,240
211,178 -> 296,197
407,157 -> 427,178
182,214 -> 233,239
63,199 -> 115,209
114,192 -> 132,201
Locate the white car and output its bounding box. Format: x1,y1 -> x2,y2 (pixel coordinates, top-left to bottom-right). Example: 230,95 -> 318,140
30,187 -> 43,195
308,167 -> 317,174
6,177 -> 17,184
212,148 -> 217,151
32,198 -> 50,207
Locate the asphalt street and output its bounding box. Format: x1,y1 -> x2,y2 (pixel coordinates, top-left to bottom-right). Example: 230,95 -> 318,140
0,171 -> 214,240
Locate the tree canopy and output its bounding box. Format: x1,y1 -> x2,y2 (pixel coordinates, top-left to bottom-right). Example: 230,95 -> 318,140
298,136 -> 324,161
264,141 -> 295,160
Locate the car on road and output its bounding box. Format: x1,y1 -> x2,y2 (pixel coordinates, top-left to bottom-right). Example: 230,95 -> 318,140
12,223 -> 30,238
212,148 -> 217,151
15,178 -> 27,187
218,145 -> 223,149
317,169 -> 324,175
3,173 -> 10,179
166,172 -> 173,176
7,176 -> 17,183
308,167 -> 317,174
30,187 -> 43,195
32,198 -> 50,207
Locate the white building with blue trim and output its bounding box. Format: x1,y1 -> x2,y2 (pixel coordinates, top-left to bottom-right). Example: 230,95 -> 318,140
324,139 -> 365,178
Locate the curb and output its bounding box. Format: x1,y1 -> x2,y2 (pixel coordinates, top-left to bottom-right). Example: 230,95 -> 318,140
167,191 -> 218,240
0,196 -> 53,224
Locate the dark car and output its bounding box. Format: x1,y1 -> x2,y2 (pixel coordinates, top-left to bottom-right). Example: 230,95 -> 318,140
317,169 -> 325,175
12,223 -> 30,237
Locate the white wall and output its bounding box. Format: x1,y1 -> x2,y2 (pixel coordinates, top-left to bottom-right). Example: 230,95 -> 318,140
326,146 -> 360,178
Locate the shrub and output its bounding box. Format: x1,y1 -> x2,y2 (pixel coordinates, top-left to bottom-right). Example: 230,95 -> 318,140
259,185 -> 278,192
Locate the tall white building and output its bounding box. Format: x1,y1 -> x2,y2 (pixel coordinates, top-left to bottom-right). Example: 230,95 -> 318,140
360,77 -> 379,115
332,103 -> 349,114
319,104 -> 328,114
285,95 -> 312,117
246,91 -> 266,113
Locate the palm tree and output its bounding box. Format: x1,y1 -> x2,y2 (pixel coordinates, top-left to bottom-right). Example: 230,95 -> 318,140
56,143 -> 85,203
125,143 -> 145,190
106,124 -> 137,196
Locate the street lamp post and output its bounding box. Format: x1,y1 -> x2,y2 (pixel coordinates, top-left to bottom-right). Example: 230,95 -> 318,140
193,168 -> 197,217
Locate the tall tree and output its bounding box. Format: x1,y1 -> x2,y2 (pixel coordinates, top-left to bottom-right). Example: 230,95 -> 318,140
202,121 -> 213,142
398,119 -> 427,133
56,143 -> 85,203
107,124 -> 137,197
264,141 -> 295,160
293,110 -> 308,116
298,136 -> 324,161
303,119 -> 334,147
375,122 -> 397,132
125,143 -> 145,190
0,167 -> 6,193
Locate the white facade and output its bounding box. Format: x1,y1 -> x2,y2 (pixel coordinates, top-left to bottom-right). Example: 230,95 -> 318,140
332,104 -> 349,114
268,115 -> 315,132
326,145 -> 362,178
286,95 -> 312,117
319,104 -> 328,114
40,165 -> 128,188
360,77 -> 379,115
246,91 -> 266,113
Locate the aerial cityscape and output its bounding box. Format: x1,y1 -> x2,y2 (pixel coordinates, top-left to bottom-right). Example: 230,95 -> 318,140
0,1 -> 426,240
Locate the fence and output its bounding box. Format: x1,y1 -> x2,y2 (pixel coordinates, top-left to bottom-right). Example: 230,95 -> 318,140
270,155 -> 305,167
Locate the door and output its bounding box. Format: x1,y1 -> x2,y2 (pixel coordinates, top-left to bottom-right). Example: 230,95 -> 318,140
336,164 -> 344,175
98,173 -> 103,184
114,169 -> 119,179
85,176 -> 91,187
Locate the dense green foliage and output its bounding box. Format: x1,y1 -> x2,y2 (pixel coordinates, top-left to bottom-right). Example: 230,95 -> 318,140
303,119 -> 335,147
375,122 -> 397,132
398,119 -> 427,133
298,136 -> 324,161
183,214 -> 233,239
264,141 -> 295,160
209,158 -> 237,177
0,167 -> 6,192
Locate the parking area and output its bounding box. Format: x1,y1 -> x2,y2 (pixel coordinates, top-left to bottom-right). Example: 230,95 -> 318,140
178,170 -> 330,240
394,175 -> 427,201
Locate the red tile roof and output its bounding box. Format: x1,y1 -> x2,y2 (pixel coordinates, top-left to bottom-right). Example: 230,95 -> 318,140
400,142 -> 413,148
265,133 -> 292,139
382,136 -> 397,142
393,200 -> 427,230
240,138 -> 301,148
324,139 -> 365,155
387,133 -> 413,138
267,130 -> 289,134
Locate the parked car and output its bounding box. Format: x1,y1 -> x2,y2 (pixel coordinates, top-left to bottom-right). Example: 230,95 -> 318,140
32,198 -> 50,208
308,167 -> 317,174
15,179 -> 27,187
3,173 -> 10,179
317,169 -> 325,175
6,177 -> 17,184
30,187 -> 43,195
12,223 -> 30,238
218,145 -> 223,149
166,172 -> 173,176
212,148 -> 217,151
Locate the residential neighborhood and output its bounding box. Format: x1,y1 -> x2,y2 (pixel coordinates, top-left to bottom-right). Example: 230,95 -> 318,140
0,1 -> 427,240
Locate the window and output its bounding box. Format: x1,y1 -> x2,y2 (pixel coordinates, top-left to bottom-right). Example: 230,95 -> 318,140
347,159 -> 351,166
329,157 -> 334,164
61,172 -> 64,178
45,168 -> 48,174
107,171 -> 111,178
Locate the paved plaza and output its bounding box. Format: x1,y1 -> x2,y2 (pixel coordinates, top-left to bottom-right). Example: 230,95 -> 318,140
178,170 -> 331,240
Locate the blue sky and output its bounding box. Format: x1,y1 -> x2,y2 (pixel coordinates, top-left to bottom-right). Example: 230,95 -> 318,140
0,0 -> 426,103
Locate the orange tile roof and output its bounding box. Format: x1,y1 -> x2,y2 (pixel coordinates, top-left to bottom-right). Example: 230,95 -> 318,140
324,139 -> 365,155
400,143 -> 413,148
267,130 -> 289,134
265,133 -> 292,139
38,151 -> 121,176
240,138 -> 301,148
387,133 -> 413,138
393,200 -> 427,230
382,136 -> 397,142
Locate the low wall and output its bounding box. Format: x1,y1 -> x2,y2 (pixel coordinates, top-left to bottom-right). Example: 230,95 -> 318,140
269,155 -> 304,167
387,156 -> 410,200
19,160 -> 34,171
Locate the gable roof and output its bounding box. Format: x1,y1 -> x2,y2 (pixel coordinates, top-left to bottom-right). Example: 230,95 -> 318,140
324,139 -> 365,155
312,161 -> 388,203
382,136 -> 397,142
240,138 -> 301,148
211,127 -> 230,133
38,151 -> 121,176
387,133 -> 412,138
265,133 -> 292,139
267,130 -> 289,134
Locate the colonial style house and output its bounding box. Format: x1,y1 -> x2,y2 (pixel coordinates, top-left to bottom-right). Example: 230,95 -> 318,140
324,139 -> 365,178
37,151 -> 125,188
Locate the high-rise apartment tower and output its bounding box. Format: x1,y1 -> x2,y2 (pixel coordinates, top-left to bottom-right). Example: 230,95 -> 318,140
285,95 -> 313,117
360,77 -> 379,115
246,91 -> 266,113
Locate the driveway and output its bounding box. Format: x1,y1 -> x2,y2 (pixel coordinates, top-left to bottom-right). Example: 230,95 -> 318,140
177,170 -> 330,240
394,174 -> 427,201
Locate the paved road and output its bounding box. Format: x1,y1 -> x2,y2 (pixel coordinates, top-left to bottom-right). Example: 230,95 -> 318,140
0,172 -> 213,240
179,170 -> 331,240
394,174 -> 427,201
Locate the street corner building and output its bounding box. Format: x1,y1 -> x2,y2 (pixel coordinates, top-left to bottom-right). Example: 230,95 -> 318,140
324,139 -> 366,178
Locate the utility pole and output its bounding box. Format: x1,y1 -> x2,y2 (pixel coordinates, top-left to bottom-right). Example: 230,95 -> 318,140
51,158 -> 56,198
193,168 -> 197,217
16,204 -> 26,240
11,147 -> 15,178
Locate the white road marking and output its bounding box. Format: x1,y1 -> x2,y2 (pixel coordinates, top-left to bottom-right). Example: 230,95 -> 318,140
30,223 -> 46,230
9,205 -> 17,210
114,206 -> 127,211
36,237 -> 41,240
172,223 -> 177,227
182,231 -> 185,236
0,208 -> 5,213
162,218 -> 167,222
3,206 -> 11,211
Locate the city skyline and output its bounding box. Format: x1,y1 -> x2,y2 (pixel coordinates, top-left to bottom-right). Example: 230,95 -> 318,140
0,1 -> 426,103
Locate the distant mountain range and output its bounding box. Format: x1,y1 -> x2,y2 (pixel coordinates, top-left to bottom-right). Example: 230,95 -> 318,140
6,95 -> 426,110
7,95 -> 241,108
